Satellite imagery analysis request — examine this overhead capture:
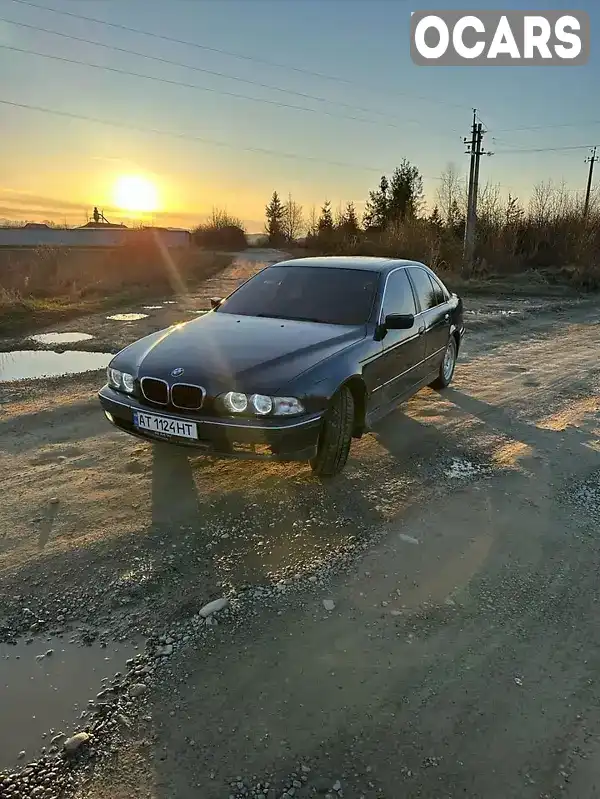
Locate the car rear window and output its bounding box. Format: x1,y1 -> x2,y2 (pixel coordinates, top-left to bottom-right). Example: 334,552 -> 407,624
217,265 -> 380,326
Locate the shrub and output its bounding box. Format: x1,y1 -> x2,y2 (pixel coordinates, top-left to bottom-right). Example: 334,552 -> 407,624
193,208 -> 247,250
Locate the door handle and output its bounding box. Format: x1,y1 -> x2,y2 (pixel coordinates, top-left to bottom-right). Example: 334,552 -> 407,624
418,325 -> 426,335
444,313 -> 450,322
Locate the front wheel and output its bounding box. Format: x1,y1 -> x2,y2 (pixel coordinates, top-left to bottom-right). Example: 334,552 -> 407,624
310,387 -> 354,477
430,336 -> 457,390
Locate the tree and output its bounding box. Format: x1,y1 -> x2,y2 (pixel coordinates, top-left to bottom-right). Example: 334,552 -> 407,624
265,191 -> 285,245
317,200 -> 334,235
282,193 -> 305,242
363,176 -> 389,231
436,163 -> 465,226
339,202 -> 360,236
193,208 -> 248,250
505,194 -> 524,227
448,199 -> 465,238
333,203 -> 344,230
387,159 -> 424,223
306,204 -> 318,237
429,205 -> 443,231
193,207 -> 247,250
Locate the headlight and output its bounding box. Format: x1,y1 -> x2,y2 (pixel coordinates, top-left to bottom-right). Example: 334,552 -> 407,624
219,391 -> 304,416
218,391 -> 304,416
250,394 -> 273,415
222,391 -> 248,413
272,397 -> 304,416
107,367 -> 122,388
121,372 -> 135,393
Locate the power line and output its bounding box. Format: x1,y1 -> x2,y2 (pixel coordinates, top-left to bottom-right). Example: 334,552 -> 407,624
5,0 -> 468,113
0,22 -> 405,124
494,144 -> 599,154
0,42 -> 419,133
0,97 -> 438,180
7,0 -> 360,86
494,120 -> 600,133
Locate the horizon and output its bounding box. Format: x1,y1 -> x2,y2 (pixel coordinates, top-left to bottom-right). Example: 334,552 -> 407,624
1,0 -> 599,232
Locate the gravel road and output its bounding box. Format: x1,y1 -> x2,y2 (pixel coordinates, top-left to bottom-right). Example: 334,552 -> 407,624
1,255 -> 600,799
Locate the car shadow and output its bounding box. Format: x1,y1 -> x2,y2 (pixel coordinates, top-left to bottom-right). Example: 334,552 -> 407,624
442,386 -> 598,466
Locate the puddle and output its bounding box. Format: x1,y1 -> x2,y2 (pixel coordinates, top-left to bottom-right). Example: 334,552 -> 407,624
466,309 -> 520,317
0,351 -> 113,382
28,332 -> 95,345
190,310 -> 208,315
106,313 -> 148,321
0,636 -> 140,768
163,301 -> 177,305
142,305 -> 163,310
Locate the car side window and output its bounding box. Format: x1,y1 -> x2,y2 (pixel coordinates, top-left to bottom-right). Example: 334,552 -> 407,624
429,274 -> 448,306
408,268 -> 437,311
381,270 -> 417,319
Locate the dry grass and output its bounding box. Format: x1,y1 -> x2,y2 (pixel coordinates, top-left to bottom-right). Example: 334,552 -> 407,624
0,232 -> 234,335
298,178 -> 600,293
303,214 -> 600,294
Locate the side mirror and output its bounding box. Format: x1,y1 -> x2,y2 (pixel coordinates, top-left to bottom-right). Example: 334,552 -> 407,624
384,313 -> 415,330
210,297 -> 223,309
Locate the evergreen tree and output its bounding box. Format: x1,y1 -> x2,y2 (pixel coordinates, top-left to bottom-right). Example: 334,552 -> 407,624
429,205 -> 443,231
317,200 -> 334,234
363,176 -> 389,230
388,159 -> 424,223
339,201 -> 360,235
265,191 -> 285,245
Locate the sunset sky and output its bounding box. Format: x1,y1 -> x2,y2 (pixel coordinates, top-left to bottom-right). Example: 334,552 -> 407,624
1,0 -> 599,231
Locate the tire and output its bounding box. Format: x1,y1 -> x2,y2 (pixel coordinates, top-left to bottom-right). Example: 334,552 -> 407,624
430,335 -> 457,390
310,386 -> 354,477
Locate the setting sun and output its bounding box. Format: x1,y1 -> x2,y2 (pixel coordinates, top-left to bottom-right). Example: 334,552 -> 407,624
113,175 -> 159,213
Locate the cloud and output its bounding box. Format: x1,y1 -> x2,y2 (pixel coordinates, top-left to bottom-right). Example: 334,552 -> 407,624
0,189 -> 88,213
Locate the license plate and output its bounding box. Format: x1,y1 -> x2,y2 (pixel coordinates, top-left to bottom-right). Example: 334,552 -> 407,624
133,411 -> 198,440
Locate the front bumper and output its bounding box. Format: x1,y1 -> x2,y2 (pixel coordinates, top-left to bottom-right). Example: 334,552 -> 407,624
98,385 -> 323,461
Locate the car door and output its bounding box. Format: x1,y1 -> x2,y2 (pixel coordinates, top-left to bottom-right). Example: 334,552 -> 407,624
407,266 -> 452,371
373,268 -> 427,405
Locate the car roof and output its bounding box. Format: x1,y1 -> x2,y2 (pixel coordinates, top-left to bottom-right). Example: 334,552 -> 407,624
273,256 -> 424,273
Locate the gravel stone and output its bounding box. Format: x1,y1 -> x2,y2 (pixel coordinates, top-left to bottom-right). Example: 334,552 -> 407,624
63,732 -> 91,754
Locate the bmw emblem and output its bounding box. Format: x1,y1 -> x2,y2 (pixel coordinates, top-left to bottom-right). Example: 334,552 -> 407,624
171,367 -> 185,377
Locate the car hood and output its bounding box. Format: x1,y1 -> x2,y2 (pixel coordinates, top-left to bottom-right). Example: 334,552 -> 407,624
112,312 -> 365,394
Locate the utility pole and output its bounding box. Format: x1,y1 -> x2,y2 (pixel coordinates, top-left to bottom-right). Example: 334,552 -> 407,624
463,112 -> 493,271
583,146 -> 598,220
463,109 -> 477,267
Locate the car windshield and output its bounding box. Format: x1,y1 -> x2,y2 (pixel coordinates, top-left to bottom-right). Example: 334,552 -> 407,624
216,265 -> 379,326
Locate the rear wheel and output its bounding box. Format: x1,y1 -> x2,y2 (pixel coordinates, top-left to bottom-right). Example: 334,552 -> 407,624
310,387 -> 354,477
430,336 -> 457,390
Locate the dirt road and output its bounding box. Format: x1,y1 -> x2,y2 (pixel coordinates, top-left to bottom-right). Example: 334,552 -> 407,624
1,257 -> 600,798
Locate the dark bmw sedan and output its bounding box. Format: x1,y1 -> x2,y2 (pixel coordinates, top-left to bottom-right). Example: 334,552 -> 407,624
98,256 -> 464,476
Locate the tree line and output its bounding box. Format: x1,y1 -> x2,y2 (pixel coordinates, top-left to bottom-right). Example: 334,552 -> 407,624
264,158 -> 427,246
193,156 -> 600,286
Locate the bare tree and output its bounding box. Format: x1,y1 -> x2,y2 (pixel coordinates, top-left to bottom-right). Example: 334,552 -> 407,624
333,202 -> 344,229
306,205 -> 318,236
528,181 -> 555,225
208,206 -> 245,230
477,182 -> 503,227
282,194 -> 305,242
436,163 -> 466,224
